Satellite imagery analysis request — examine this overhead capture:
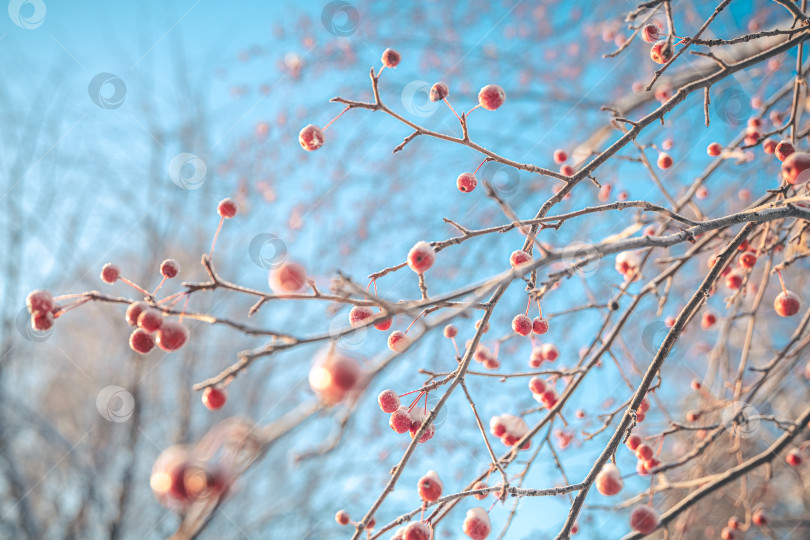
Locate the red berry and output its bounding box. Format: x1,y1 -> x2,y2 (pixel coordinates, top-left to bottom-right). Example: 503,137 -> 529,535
202,386 -> 228,410
217,198 -> 237,219
478,84 -> 505,111
701,312 -> 717,329
457,172 -> 478,193
160,259 -> 180,278
443,324 -> 458,338
510,250 -> 532,268
721,527 -> 735,540
373,317 -> 392,331
309,349 -> 362,405
430,82 -> 449,101
686,410 -> 701,422
775,140 -> 795,161
489,416 -> 506,437
299,124 -> 325,151
727,516 -> 740,530
409,408 -> 435,443
532,317 -> 549,335
635,444 -> 653,461
641,24 -> 660,42
707,142 -> 722,156
26,290 -> 54,314
31,310 -> 54,331
774,290 -> 800,317
752,509 -> 767,526
381,48 -> 401,68
417,470 -> 443,502
475,319 -> 490,333
389,407 -> 412,433
690,379 -> 702,391
595,463 -> 623,496
512,314 -> 532,336
763,138 -> 777,154
472,480 -> 488,500
560,164 -> 574,176
529,376 -> 546,395
650,40 -> 672,64
388,330 -> 409,352
335,510 -> 351,526
349,306 -> 374,328
138,308 -> 164,333
657,152 -> 673,169
630,505 -> 660,535
129,328 -> 156,354
781,151 -> 810,184
639,397 -> 650,413
462,507 -> 492,540
787,447 -> 803,466
101,263 -> 120,284
156,321 -> 189,351
553,149 -> 568,164
541,343 -> 559,362
126,301 -> 148,326
407,241 -> 436,274
696,186 -> 708,199
725,271 -> 743,290
403,522 -> 430,540
378,389 -> 400,413
269,261 -> 307,293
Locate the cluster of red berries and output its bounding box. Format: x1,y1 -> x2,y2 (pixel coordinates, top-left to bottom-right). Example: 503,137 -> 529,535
378,389 -> 435,443
470,341 -> 499,370
625,431 -> 659,476
489,413 -> 530,450
25,290 -> 59,332
150,445 -> 232,511
528,343 -> 558,367
529,376 -> 559,410
511,312 -> 549,337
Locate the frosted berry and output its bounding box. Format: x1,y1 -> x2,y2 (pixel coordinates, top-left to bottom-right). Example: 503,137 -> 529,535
457,172 -> 478,193
299,124 -> 325,151
407,241 -> 436,274
775,140 -> 795,161
635,444 -> 653,461
595,463 -> 623,496
529,376 -> 546,395
31,310 -> 54,331
763,138 -> 777,154
373,317 -> 393,331
349,306 -> 374,328
462,507 -> 492,540
478,84 -> 505,111
388,330 -> 409,353
650,40 -> 672,64
126,301 -> 148,326
707,142 -> 722,156
630,505 -> 660,535
701,312 -> 716,329
430,82 -> 449,101
389,407 -> 412,434
417,470 -> 443,503
472,481 -> 488,500
626,434 -> 642,451
202,386 -> 228,410
335,510 -> 350,526
403,522 -> 430,540
781,152 -> 810,184
309,349 -> 362,405
26,290 -> 54,314
739,252 -> 757,269
381,48 -> 401,68
657,152 -> 673,169
512,314 -> 532,336
129,328 -> 156,354
156,321 -> 189,351
774,290 -> 800,317
378,389 -> 400,413
787,447 -> 803,466
532,317 -> 549,335
101,263 -> 120,284
409,408 -> 435,443
443,324 -> 458,338
217,198 -> 237,218
138,308 -> 164,333
541,343 -> 559,362
560,164 -> 574,176
641,24 -> 660,42
510,250 -> 531,268
553,149 -> 568,163
269,261 -> 307,293
160,259 -> 180,278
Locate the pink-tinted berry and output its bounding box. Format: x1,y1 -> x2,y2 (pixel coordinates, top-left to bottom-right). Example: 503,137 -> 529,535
650,40 -> 671,64
26,290 -> 54,314
541,343 -> 559,362
388,330 -> 409,352
378,389 -> 400,413
787,447 -> 803,466
381,48 -> 401,68
763,138 -> 777,154
595,463 -> 623,496
635,444 -> 653,461
299,124 -> 325,151
626,434 -> 642,451
752,509 -> 767,526
512,314 -> 532,336
335,510 -> 351,526
389,407 -> 412,433
657,152 -> 673,169
701,312 -> 717,329
373,317 -> 393,331
101,263 -> 120,284
532,317 -> 549,335
202,386 -> 228,410
309,350 -> 362,405
156,321 -> 189,351
443,324 -> 458,338
462,507 -> 492,540
725,271 -> 743,290
560,164 -> 574,176
349,306 -> 374,328
472,480 -> 488,500
417,470 -> 443,502
510,250 -> 531,268
217,198 -> 237,219
707,142 -> 722,156
269,261 -> 307,293
407,241 -> 435,274
430,82 -> 449,101
409,408 -> 435,443
403,522 -> 429,540
138,308 -> 164,333
160,259 -> 180,278
129,328 -> 156,354
641,24 -> 660,42
457,172 -> 478,193
126,301 -> 148,326
630,505 -> 660,535
775,290 -> 800,317
781,151 -> 810,184
775,140 -> 795,161
553,149 -> 568,164
529,376 -> 546,395
31,310 -> 54,331
478,84 -> 505,111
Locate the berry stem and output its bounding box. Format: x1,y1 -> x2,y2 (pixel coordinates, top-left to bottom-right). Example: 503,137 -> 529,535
451,336 -> 459,357
467,104 -> 481,117
407,391 -> 426,412
152,276 -> 168,297
524,298 -> 531,316
404,310 -> 426,334
209,216 -> 225,260
119,276 -> 151,296
776,269 -> 788,293
322,105 -> 350,132
442,98 -> 461,122
157,291 -> 186,305
473,157 -> 489,175
178,293 -> 191,324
